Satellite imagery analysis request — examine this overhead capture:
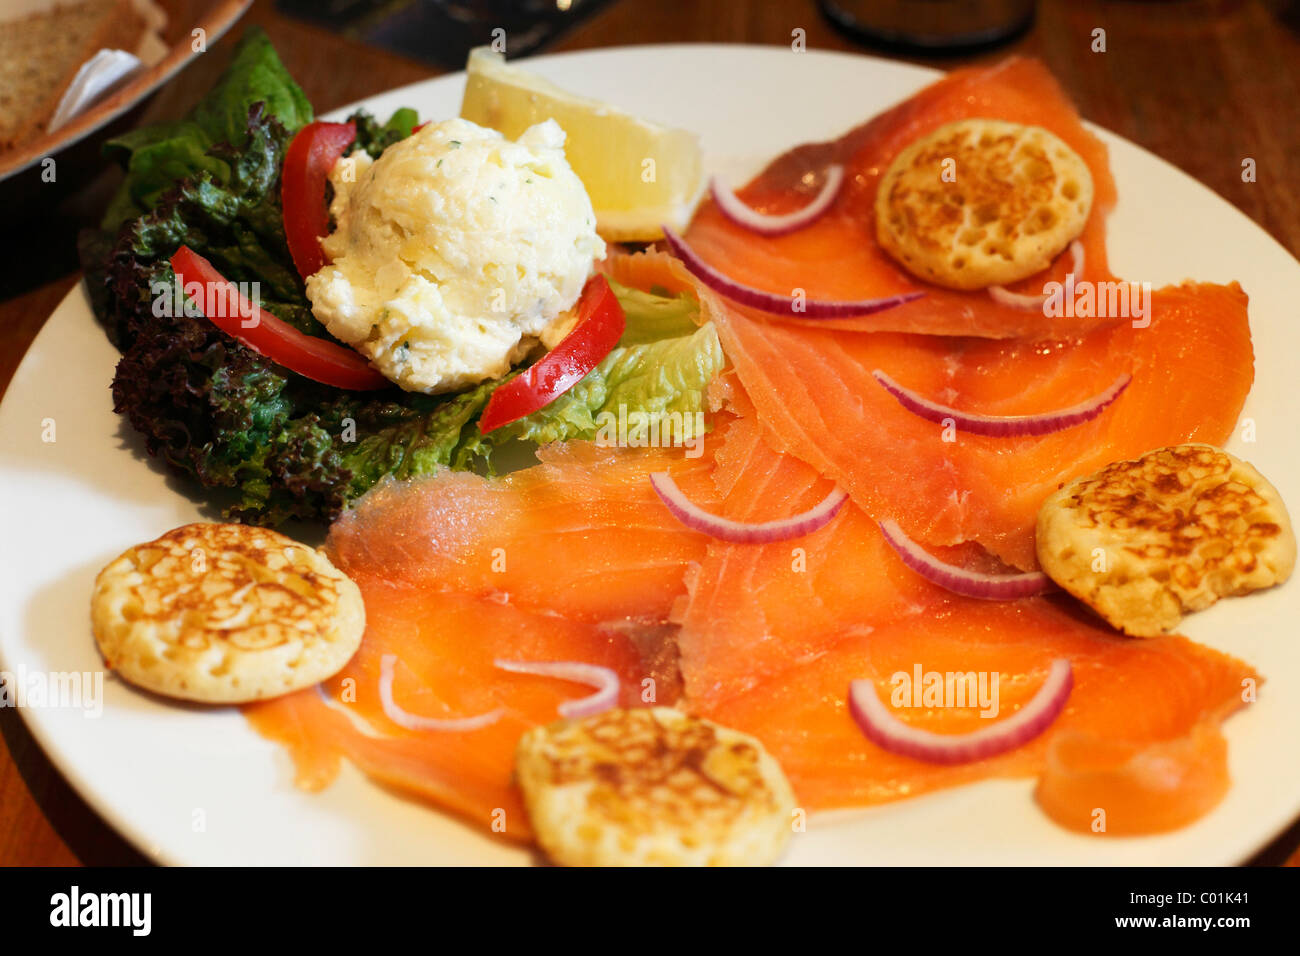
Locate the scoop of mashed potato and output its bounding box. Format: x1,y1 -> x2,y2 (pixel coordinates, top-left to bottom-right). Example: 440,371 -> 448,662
306,117 -> 605,393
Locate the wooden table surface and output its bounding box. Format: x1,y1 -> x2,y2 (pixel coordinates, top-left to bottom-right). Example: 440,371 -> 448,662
2,0 -> 1298,866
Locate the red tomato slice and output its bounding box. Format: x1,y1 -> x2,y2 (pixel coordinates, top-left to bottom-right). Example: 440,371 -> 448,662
282,120 -> 356,280
169,245 -> 390,391
478,275 -> 626,434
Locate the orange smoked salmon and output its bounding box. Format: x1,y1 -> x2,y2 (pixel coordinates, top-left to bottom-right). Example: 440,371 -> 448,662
246,442 -> 722,839
706,279 -> 1252,571
683,58 -> 1121,338
247,384 -> 1259,841
675,395 -> 1256,830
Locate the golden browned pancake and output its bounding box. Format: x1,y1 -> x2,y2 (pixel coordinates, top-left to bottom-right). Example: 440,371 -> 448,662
515,707 -> 795,866
1037,445 -> 1295,636
875,118 -> 1093,290
91,523 -> 365,703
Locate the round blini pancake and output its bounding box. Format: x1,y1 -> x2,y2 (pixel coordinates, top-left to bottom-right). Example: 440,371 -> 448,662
91,523 -> 365,703
1036,445 -> 1295,637
515,707 -> 796,866
875,118 -> 1094,290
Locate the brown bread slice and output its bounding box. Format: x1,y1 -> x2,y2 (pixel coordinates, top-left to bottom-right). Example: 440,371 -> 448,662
0,0 -> 146,152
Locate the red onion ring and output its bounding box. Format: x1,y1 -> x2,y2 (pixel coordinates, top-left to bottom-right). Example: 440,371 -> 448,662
651,471 -> 848,542
872,369 -> 1131,438
661,226 -> 924,318
494,659 -> 619,719
849,658 -> 1073,764
316,684 -> 385,738
879,519 -> 1051,599
379,654 -> 503,732
710,164 -> 845,236
987,240 -> 1086,309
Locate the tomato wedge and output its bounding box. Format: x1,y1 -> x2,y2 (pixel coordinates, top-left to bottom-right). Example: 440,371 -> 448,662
478,275 -> 626,434
282,120 -> 356,280
169,245 -> 390,391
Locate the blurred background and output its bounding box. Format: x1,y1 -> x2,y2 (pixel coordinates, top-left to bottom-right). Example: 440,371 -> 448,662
2,0 -> 1299,865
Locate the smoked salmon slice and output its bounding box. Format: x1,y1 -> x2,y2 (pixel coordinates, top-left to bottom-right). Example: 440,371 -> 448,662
1036,722 -> 1235,836
683,57 -> 1121,338
674,382 -> 944,705
696,600 -> 1253,827
245,442 -> 722,840
706,279 -> 1253,570
677,395 -> 1258,831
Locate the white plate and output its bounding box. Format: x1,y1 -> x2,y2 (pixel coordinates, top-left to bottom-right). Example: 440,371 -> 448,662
2,45 -> 1298,866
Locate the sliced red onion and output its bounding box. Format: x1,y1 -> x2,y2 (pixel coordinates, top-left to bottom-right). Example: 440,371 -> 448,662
661,226 -> 924,318
379,654 -> 503,732
494,659 -> 619,719
987,285 -> 1051,310
651,470 -> 848,543
849,658 -> 1073,765
316,683 -> 385,738
879,519 -> 1051,599
987,240 -> 1086,309
872,369 -> 1131,438
711,164 -> 845,236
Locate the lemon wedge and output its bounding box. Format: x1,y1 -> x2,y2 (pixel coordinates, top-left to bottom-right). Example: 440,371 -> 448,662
459,48 -> 705,242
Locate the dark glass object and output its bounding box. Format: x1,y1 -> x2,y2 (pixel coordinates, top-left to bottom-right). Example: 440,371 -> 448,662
819,0 -> 1036,54
276,0 -> 615,68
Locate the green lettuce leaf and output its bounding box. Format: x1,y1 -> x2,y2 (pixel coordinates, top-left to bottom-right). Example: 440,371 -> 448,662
351,107 -> 420,158
340,382 -> 498,497
457,283 -> 725,465
101,27 -> 312,231
605,276 -> 700,344
189,27 -> 312,148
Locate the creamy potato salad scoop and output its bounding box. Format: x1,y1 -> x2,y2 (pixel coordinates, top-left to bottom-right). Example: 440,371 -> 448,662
306,117 -> 605,393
